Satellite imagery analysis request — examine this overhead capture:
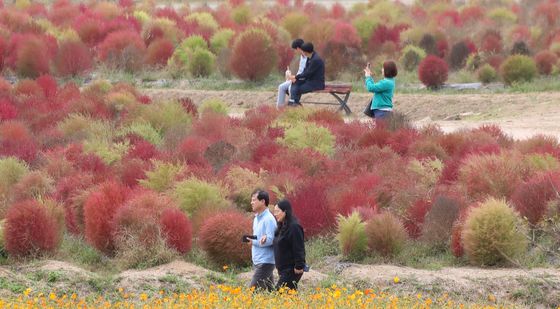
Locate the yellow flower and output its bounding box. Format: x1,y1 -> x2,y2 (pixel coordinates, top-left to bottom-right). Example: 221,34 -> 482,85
140,293 -> 148,301
49,292 -> 57,300
393,276 -> 400,284
487,294 -> 496,302
23,288 -> 31,297
223,265 -> 229,271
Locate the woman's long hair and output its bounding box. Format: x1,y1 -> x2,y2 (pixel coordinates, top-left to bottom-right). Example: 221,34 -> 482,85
275,199 -> 298,237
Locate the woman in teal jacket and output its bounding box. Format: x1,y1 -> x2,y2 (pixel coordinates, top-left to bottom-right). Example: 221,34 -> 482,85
364,60 -> 398,121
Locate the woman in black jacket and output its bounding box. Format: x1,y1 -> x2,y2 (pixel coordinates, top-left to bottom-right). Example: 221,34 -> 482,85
272,199 -> 306,290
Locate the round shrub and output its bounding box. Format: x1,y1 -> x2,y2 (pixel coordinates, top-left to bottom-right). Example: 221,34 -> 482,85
4,200 -> 61,258
511,172 -> 560,225
144,38 -> 174,68
365,212 -> 407,257
534,50 -> 558,76
55,40 -> 92,77
210,29 -> 235,54
281,12 -> 309,38
277,122 -> 335,157
188,49 -> 216,77
172,178 -> 228,216
160,207 -> 192,254
12,34 -> 54,78
400,45 -> 426,72
112,191 -> 177,268
337,212 -> 367,260
198,210 -> 252,266
0,99 -> 17,121
458,152 -> 525,201
511,41 -> 530,56
0,121 -> 38,164
500,55 -> 537,85
419,33 -> 438,55
418,55 -> 448,89
98,30 -> 146,72
449,41 -> 472,70
229,28 -> 278,81
84,181 -> 129,255
199,98 -> 228,115
12,171 -> 54,202
0,157 -> 29,195
462,198 -> 527,266
477,64 -> 498,84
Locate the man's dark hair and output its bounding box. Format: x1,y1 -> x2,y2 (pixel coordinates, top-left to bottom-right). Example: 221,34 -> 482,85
383,61 -> 398,78
300,42 -> 314,53
252,189 -> 269,206
291,38 -> 304,49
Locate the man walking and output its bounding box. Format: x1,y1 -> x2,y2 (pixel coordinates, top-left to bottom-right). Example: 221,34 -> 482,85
246,189 -> 277,291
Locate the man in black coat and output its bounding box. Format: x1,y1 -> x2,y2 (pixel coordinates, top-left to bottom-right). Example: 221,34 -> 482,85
288,42 -> 325,106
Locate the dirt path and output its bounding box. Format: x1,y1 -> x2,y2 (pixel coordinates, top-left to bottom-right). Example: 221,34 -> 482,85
3,259 -> 559,306
141,88 -> 560,140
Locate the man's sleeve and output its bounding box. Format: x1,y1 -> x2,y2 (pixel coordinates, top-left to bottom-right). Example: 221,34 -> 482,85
261,217 -> 276,247
291,224 -> 306,270
366,77 -> 392,93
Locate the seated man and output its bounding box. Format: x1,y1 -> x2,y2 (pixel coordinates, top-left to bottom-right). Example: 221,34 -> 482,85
288,42 -> 325,106
277,39 -> 306,108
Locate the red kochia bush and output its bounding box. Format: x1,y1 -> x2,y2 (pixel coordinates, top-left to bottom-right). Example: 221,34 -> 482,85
144,38 -> 174,67
55,40 -> 92,77
199,210 -> 252,266
84,181 -> 129,255
511,172 -> 560,225
229,28 -> 278,81
4,200 -> 61,258
418,55 -> 448,89
73,15 -> 107,46
98,30 -> 146,72
0,99 -> 17,120
288,180 -> 336,237
113,191 -> 172,248
534,51 -> 558,76
160,207 -> 193,254
8,34 -> 57,78
0,121 -> 38,163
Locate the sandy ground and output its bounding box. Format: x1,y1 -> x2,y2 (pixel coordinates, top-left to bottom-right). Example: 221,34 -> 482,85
142,88 -> 560,140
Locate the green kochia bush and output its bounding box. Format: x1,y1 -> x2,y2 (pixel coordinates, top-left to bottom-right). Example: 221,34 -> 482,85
400,45 -> 426,72
500,55 -> 537,85
188,49 -> 216,77
139,161 -> 184,192
462,198 -> 527,266
199,98 -> 228,116
277,123 -> 335,156
337,212 -> 368,260
477,64 -> 498,84
210,29 -> 235,54
172,178 -> 229,216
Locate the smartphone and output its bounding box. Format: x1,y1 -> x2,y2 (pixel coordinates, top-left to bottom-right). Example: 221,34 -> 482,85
367,62 -> 371,69
303,264 -> 310,272
242,235 -> 257,243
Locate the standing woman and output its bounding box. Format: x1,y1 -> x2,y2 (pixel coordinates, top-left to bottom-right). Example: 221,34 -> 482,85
272,199 -> 306,290
364,60 -> 398,123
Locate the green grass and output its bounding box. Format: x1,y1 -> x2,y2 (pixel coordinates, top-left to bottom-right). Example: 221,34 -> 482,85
57,234 -> 109,271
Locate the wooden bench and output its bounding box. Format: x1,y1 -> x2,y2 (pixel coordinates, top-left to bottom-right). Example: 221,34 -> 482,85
302,83 -> 353,115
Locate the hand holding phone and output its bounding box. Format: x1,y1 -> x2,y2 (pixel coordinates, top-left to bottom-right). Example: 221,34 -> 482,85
242,235 -> 257,243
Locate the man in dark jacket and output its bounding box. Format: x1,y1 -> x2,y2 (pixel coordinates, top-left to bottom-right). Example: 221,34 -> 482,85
288,42 -> 325,106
